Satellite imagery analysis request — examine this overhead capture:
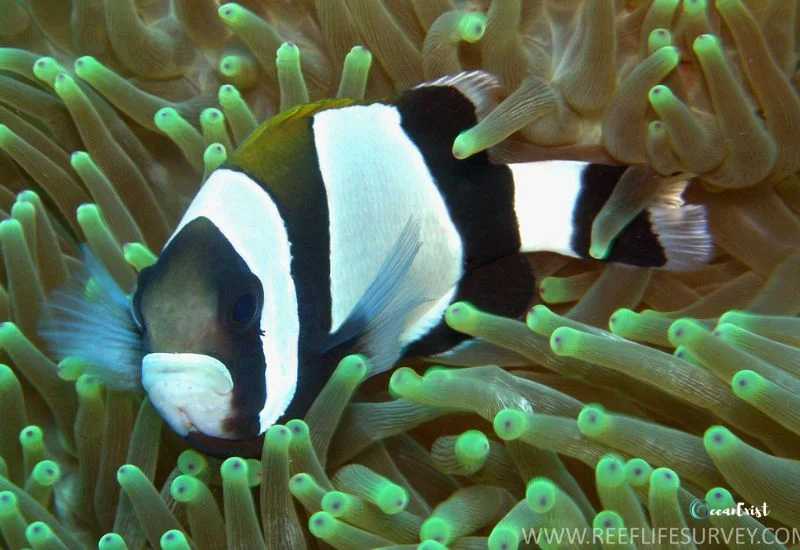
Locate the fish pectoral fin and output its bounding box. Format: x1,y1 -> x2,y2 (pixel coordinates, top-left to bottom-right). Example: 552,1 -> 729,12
322,217 -> 429,376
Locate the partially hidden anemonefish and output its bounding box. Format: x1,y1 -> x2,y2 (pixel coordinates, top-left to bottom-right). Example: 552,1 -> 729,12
41,71 -> 713,457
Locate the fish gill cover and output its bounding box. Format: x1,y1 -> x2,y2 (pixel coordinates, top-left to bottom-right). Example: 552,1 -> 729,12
0,0 -> 799,548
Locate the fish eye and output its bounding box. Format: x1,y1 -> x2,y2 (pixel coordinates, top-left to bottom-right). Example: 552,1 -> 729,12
232,292 -> 257,324
221,274 -> 262,335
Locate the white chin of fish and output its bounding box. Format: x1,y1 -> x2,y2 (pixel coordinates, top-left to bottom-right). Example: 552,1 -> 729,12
142,353 -> 235,438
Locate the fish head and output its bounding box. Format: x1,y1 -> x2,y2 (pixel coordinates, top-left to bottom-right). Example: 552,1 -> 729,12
133,216 -> 269,451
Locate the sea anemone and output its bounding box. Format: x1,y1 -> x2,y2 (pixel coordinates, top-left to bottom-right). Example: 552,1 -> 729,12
0,0 -> 799,548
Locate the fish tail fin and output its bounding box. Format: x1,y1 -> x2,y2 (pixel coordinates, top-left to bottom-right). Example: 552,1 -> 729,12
511,161 -> 713,271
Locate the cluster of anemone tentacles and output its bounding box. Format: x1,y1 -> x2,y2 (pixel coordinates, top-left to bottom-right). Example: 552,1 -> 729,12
0,0 -> 799,548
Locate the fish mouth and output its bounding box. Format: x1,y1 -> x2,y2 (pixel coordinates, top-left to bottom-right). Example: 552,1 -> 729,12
142,352 -> 235,438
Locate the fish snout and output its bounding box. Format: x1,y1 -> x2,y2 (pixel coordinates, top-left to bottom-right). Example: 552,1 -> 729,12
142,352 -> 235,438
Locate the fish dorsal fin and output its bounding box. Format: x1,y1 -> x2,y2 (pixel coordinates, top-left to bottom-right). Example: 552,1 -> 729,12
412,71 -> 503,121
236,98 -> 354,150
322,217 -> 429,376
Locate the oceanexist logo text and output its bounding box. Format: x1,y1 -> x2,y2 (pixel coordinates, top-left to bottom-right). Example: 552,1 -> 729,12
690,498 -> 770,520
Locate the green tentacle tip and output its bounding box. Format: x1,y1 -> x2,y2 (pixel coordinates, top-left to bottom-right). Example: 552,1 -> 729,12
731,370 -> 765,400
710,322 -> 735,339
218,3 -> 245,24
649,120 -> 666,138
376,482 -> 408,515
335,353 -> 370,382
649,467 -> 680,493
0,124 -> 19,148
684,0 -> 709,12
388,366 -> 423,396
289,473 -> 314,495
73,55 -> 102,78
526,304 -> 552,332
32,460 -> 61,486
52,72 -> 79,98
0,124 -> 12,146
550,326 -> 580,356
692,33 -> 722,56
287,419 -> 310,442
0,362 -> 19,388
648,84 -> 676,109
594,510 -> 626,532
25,522 -> 58,546
0,219 -> 23,244
705,487 -> 735,510
577,405 -> 609,438
717,310 -> 748,327
455,430 -> 490,462
321,491 -> 353,517
653,45 -> 680,68
420,516 -> 452,545
59,357 -> 88,382
526,477 -> 557,514
344,45 -> 372,70
596,454 -> 626,488
608,308 -> 636,333
493,409 -> 527,441
116,464 -> 146,488
33,57 -> 66,85
0,320 -> 21,342
75,373 -> 101,399
703,425 -> 737,456
200,108 -> 224,127
154,107 -> 184,133
444,301 -> 480,331
419,541 -> 448,550
452,130 -> 479,160
218,84 -> 243,105
98,533 -> 128,550
264,424 -> 291,453
667,318 -> 704,346
308,511 -> 338,538
20,425 -> 43,447
648,28 -> 672,52
123,243 -> 158,271
458,12 -> 487,42
18,189 -> 41,203
177,450 -> 208,477
170,475 -> 200,503
221,457 -> 249,482
160,529 -> 190,550
70,151 -> 93,171
218,55 -> 244,78
203,143 -> 227,171
0,491 -> 18,517
589,242 -> 610,260
277,42 -> 301,63
11,199 -> 34,220
488,527 -> 518,550
624,458 -> 652,487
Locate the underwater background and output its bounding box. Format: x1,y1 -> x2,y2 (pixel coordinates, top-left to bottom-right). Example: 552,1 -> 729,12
1,0 -> 800,548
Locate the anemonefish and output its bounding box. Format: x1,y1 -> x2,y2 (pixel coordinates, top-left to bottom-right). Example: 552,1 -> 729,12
41,71 -> 712,457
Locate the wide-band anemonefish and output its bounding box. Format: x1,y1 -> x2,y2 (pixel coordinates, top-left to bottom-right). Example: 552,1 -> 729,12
41,71 -> 712,457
